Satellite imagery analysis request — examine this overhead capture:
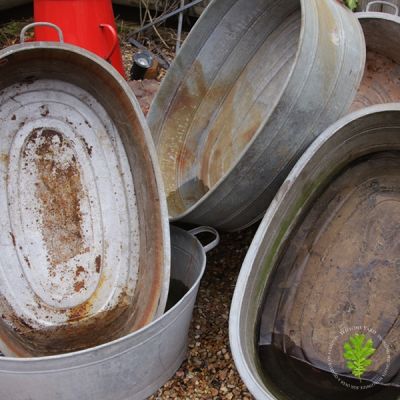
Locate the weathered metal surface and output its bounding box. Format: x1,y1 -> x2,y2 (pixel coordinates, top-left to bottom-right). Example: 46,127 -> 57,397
357,0 -> 400,14
0,42 -> 170,357
148,0 -> 365,231
350,11 -> 400,112
0,225 -> 218,400
229,104 -> 400,399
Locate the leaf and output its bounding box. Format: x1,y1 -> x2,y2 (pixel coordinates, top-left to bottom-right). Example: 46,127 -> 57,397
344,0 -> 359,11
343,333 -> 376,379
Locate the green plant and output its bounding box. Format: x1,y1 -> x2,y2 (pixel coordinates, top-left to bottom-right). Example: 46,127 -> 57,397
344,0 -> 359,11
343,333 -> 376,379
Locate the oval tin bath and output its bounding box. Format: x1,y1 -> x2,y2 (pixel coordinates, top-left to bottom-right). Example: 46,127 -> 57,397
148,0 -> 365,231
230,105 -> 400,399
0,42 -> 170,357
0,225 -> 218,400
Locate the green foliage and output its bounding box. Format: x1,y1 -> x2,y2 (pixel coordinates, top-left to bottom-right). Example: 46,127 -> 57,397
344,0 -> 359,11
0,18 -> 33,49
343,333 -> 376,379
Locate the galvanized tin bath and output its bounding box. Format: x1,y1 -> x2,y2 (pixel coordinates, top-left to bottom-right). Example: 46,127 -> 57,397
229,104 -> 400,400
0,225 -> 218,400
148,0 -> 365,231
350,9 -> 400,112
357,0 -> 400,14
0,42 -> 170,357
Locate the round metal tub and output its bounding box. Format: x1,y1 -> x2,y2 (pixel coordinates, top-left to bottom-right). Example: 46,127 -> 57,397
230,105 -> 400,399
357,0 -> 400,14
0,225 -> 218,400
350,7 -> 400,112
0,42 -> 170,357
148,0 -> 365,231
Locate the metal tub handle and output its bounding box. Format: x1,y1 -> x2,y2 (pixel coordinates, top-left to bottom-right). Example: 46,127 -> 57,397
20,22 -> 64,43
189,226 -> 220,253
366,0 -> 399,15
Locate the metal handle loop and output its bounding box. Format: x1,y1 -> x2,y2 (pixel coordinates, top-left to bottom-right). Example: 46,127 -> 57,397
366,1 -> 399,15
20,22 -> 64,43
189,226 -> 220,253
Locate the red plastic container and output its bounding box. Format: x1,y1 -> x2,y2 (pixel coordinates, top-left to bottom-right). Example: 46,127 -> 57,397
34,0 -> 125,77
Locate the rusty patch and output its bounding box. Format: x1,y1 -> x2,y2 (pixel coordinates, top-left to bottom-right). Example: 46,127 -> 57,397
25,129 -> 86,266
0,153 -> 9,166
75,265 -> 85,276
9,232 -> 15,247
81,137 -> 93,157
95,255 -> 101,273
73,281 -> 85,293
23,256 -> 31,269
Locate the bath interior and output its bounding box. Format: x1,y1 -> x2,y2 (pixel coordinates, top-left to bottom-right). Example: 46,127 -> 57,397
258,152 -> 400,398
350,17 -> 400,112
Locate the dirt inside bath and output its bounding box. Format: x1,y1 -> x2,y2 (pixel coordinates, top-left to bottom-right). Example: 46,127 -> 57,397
258,151 -> 400,396
350,50 -> 400,112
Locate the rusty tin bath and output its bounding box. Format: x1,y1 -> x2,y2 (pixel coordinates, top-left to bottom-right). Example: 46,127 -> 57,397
148,0 -> 365,231
357,0 -> 400,14
0,225 -> 219,400
230,104 -> 400,399
0,41 -> 170,357
350,7 -> 400,112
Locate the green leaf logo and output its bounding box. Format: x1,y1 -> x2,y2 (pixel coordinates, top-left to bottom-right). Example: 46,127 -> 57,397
343,333 -> 376,379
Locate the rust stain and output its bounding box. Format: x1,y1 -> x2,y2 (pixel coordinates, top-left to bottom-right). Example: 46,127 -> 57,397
95,255 -> 101,273
26,129 -> 86,266
0,153 -> 9,166
67,302 -> 90,321
73,280 -> 85,293
75,265 -> 85,276
9,232 -> 15,247
81,137 -> 93,157
23,256 -> 31,269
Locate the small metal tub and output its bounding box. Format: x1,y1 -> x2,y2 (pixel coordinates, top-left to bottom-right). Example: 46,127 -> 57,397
148,0 -> 365,231
0,225 -> 218,400
357,0 -> 400,13
0,41 -> 170,356
351,5 -> 400,112
230,105 -> 400,399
